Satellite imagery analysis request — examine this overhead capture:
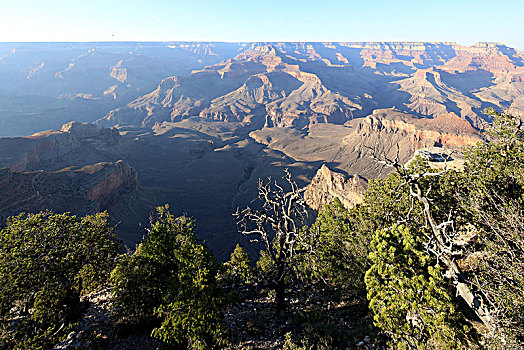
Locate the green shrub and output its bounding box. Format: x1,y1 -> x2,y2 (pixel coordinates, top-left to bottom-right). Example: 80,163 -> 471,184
365,224 -> 475,349
296,197 -> 370,300
219,244 -> 255,302
110,254 -> 167,329
110,205 -> 228,349
222,244 -> 254,285
0,211 -> 120,349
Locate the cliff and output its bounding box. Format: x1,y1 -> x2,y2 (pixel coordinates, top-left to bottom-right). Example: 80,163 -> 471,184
6,122 -> 122,172
305,165 -> 367,210
0,160 -> 139,224
358,109 -> 481,149
87,160 -> 138,207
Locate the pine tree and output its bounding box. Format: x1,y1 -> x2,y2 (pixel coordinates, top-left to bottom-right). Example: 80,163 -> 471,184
0,211 -> 120,349
110,205 -> 227,349
365,224 -> 475,349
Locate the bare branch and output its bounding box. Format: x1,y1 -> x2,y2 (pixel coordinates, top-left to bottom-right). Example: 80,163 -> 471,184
233,170 -> 309,312
367,144 -> 498,333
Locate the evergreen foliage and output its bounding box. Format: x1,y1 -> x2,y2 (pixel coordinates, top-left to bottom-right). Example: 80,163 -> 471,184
460,110 -> 524,346
219,244 -> 255,303
296,197 -> 370,299
222,244 -> 254,286
110,253 -> 167,328
365,224 -> 474,349
110,205 -> 227,349
0,211 -> 120,349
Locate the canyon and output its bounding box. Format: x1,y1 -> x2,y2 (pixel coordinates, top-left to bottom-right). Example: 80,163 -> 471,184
0,41 -> 521,256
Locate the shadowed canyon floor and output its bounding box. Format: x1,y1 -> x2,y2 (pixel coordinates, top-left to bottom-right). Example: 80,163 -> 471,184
0,110 -> 481,257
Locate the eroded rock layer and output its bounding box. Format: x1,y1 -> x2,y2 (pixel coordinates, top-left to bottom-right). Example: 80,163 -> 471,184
97,41 -> 524,130
304,165 -> 367,211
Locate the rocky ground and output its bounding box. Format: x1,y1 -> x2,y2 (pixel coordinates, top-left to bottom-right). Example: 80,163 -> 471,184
53,287 -> 385,350
53,290 -> 162,350
223,286 -> 385,350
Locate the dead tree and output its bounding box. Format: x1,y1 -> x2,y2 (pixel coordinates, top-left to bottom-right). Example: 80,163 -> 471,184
369,146 -> 497,334
234,169 -> 307,312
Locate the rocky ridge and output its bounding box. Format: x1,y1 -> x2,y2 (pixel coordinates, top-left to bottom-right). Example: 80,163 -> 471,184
0,161 -> 138,225
304,165 -> 367,211
357,109 -> 481,149
7,122 -> 122,172
249,108 -> 482,180
0,122 -> 143,245
97,41 -> 524,131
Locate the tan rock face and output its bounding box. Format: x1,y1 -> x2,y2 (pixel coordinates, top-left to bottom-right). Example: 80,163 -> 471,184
304,164 -> 367,211
10,134 -> 79,172
61,121 -> 122,145
88,161 -> 138,206
0,160 -> 139,228
110,60 -> 128,83
360,110 -> 481,149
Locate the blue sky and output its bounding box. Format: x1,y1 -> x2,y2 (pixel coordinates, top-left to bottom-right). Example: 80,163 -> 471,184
0,0 -> 522,49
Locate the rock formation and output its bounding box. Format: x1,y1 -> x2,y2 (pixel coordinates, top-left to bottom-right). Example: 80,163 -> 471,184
60,121 -> 122,145
0,121 -> 145,245
0,160 -> 139,224
6,122 -> 122,172
305,165 -> 367,210
249,108 -> 482,180
357,109 -> 481,149
87,160 -> 138,206
96,41 -> 524,131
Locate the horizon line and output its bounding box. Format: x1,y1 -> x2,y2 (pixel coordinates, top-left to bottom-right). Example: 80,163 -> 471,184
0,40 -> 512,46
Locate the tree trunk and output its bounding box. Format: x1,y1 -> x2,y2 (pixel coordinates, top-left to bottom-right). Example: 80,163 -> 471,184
414,183 -> 497,333
275,267 -> 286,313
445,258 -> 497,333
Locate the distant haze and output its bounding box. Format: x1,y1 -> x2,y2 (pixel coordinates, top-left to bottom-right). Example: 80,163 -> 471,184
0,0 -> 522,50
